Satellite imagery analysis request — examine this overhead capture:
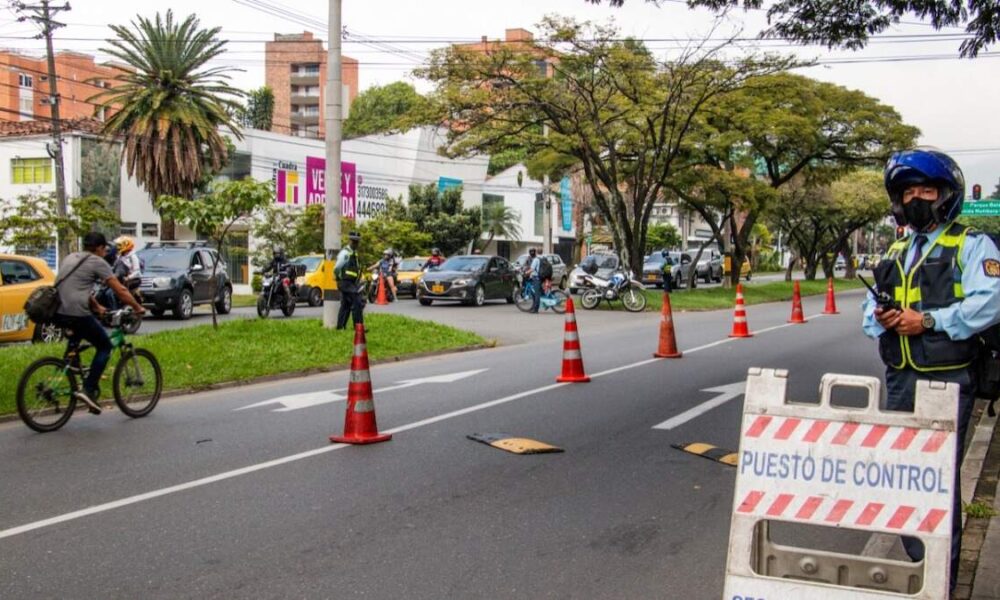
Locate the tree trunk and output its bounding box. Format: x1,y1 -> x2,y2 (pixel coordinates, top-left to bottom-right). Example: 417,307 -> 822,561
784,252 -> 797,282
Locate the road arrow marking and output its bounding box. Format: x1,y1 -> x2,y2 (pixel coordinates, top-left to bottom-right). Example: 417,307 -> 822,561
652,381 -> 745,431
235,368 -> 489,412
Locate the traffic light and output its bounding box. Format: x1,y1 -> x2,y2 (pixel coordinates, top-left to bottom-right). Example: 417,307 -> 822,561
972,184 -> 982,201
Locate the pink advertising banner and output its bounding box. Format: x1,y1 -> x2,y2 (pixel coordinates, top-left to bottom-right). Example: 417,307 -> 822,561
305,156 -> 357,218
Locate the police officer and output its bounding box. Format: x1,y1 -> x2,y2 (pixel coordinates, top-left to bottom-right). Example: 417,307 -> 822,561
334,231 -> 364,330
863,147 -> 1000,591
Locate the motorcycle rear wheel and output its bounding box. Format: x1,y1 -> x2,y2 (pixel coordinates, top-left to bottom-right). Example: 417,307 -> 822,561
580,289 -> 602,310
622,286 -> 647,312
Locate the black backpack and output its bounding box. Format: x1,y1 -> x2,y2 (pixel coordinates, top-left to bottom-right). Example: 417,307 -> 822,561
537,256 -> 553,280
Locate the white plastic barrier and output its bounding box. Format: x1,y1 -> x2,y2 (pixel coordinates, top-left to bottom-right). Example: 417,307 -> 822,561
723,368 -> 958,599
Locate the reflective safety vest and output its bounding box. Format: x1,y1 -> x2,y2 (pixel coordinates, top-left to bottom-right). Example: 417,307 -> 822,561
335,247 -> 360,282
874,221 -> 979,372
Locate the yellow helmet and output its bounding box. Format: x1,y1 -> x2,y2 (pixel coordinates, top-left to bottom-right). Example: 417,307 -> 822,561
115,235 -> 135,254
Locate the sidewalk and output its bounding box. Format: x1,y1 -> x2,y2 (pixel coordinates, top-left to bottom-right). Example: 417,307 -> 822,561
958,400 -> 1000,600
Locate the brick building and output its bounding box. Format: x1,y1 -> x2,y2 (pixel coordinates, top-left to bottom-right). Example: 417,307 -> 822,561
264,32 -> 358,139
0,49 -> 122,122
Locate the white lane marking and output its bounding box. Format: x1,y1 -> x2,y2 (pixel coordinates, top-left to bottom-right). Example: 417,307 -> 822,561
0,313 -> 826,540
652,381 -> 746,430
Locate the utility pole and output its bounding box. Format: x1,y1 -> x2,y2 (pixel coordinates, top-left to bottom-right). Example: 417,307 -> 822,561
541,124 -> 552,254
322,0 -> 343,328
17,0 -> 70,265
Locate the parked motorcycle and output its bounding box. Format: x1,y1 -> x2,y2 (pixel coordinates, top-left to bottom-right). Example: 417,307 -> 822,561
579,270 -> 647,312
257,264 -> 301,318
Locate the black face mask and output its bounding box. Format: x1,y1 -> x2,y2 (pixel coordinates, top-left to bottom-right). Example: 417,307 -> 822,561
902,199 -> 936,232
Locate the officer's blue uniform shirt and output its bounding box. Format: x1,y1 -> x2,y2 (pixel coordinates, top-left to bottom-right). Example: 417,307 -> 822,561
862,223 -> 1000,340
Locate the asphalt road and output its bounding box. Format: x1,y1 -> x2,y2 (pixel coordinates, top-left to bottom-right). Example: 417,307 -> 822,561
0,288 -> 883,598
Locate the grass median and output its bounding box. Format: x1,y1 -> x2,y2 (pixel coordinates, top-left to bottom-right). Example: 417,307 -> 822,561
0,314 -> 486,418
640,277 -> 866,312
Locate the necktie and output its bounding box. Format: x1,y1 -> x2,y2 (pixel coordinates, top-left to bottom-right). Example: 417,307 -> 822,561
908,234 -> 927,274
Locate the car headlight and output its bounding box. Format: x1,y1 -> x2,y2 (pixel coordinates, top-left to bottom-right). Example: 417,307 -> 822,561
296,276 -> 305,285
152,277 -> 171,288
453,279 -> 469,287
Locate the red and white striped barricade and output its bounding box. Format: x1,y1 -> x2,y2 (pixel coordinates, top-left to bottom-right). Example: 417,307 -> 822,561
724,368 -> 958,600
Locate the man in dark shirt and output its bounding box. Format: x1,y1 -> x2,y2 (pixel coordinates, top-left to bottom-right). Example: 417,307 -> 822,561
55,232 -> 145,414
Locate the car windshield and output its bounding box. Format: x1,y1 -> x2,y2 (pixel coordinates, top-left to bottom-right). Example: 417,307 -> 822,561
137,249 -> 190,271
440,256 -> 488,272
399,258 -> 425,271
644,254 -> 667,266
583,255 -> 617,270
292,256 -> 322,272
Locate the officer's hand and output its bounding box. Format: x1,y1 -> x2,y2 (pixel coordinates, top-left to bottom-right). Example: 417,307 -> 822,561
893,308 -> 926,336
874,306 -> 902,330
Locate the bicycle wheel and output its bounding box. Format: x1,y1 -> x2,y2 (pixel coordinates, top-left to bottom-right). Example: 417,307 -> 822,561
16,357 -> 77,432
113,348 -> 162,417
549,289 -> 569,314
622,286 -> 647,312
515,286 -> 535,312
580,289 -> 602,310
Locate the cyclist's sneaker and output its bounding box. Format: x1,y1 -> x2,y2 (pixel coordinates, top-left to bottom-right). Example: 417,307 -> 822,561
73,391 -> 102,415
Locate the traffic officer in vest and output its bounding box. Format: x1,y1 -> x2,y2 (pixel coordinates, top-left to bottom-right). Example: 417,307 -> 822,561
334,231 -> 365,330
863,147 -> 1000,592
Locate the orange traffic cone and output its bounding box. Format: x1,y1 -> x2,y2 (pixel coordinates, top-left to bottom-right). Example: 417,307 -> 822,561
788,281 -> 807,324
556,297 -> 590,383
728,283 -> 753,338
375,272 -> 389,305
654,291 -> 682,358
823,278 -> 839,315
330,323 -> 391,445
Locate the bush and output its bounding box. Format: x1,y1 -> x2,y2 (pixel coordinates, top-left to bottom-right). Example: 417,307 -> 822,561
251,273 -> 263,293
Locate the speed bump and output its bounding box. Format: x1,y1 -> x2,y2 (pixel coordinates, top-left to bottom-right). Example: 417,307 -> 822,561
467,432 -> 564,455
672,442 -> 738,466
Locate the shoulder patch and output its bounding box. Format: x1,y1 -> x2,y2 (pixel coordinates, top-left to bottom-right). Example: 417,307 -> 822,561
984,259 -> 1000,278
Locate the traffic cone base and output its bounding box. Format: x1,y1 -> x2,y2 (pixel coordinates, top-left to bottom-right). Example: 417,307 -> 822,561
654,291 -> 682,358
330,324 -> 391,445
788,280 -> 807,324
823,277 -> 839,314
729,283 -> 753,338
556,298 -> 590,382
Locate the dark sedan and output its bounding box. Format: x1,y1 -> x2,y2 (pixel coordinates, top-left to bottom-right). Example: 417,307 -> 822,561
417,255 -> 518,306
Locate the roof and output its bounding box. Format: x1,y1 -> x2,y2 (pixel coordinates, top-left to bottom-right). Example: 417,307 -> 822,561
0,117 -> 109,139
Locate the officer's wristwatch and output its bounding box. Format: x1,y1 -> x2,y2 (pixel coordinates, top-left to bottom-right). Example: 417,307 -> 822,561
921,312 -> 936,331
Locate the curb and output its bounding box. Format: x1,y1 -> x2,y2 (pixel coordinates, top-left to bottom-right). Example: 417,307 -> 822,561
0,342 -> 493,425
958,401 -> 1000,599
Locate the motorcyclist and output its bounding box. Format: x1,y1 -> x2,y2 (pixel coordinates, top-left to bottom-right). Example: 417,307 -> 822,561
263,246 -> 289,276
422,247 -> 445,271
370,249 -> 398,300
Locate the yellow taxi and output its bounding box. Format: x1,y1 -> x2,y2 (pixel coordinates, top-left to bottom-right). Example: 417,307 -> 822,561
290,254 -> 374,306
0,253 -> 55,343
723,255 -> 752,281
395,256 -> 429,299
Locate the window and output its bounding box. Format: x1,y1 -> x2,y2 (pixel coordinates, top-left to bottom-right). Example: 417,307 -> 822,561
11,158 -> 52,184
119,222 -> 137,236
18,73 -> 32,88
0,259 -> 40,285
141,222 -> 158,238
18,96 -> 32,119
482,193 -> 504,211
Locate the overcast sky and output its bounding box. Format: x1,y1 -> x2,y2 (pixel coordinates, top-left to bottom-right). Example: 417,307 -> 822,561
4,0 -> 997,195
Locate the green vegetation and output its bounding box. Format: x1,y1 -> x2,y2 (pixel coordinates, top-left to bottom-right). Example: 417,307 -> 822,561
964,501 -> 999,519
643,278 -> 866,312
0,315 -> 485,417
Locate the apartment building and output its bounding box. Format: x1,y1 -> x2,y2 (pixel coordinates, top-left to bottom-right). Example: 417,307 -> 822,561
0,50 -> 121,122
264,32 -> 359,139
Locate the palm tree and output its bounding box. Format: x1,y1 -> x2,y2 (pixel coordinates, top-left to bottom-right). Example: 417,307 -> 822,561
89,10 -> 243,239
480,203 -> 522,251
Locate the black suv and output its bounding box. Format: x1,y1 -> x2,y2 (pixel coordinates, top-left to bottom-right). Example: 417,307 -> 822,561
136,242 -> 233,320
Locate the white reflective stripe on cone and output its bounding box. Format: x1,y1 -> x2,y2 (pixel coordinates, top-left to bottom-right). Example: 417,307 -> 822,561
564,331 -> 579,341
354,343 -> 366,355
562,350 -> 582,360
350,370 -> 371,383
353,400 -> 374,413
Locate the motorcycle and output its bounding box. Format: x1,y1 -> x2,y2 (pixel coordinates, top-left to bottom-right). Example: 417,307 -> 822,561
579,270 -> 647,312
367,266 -> 396,303
257,265 -> 301,318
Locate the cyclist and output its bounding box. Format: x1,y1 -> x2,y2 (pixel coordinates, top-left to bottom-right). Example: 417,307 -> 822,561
527,248 -> 541,313
422,247 -> 445,270
55,232 -> 145,414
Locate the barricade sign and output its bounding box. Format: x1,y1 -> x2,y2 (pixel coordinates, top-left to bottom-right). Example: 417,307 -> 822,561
723,368 -> 958,599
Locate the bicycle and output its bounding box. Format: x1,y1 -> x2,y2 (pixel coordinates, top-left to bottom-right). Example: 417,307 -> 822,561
515,276 -> 569,314
16,308 -> 163,433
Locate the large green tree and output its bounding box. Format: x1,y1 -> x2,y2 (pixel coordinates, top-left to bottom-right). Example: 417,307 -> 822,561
344,82 -> 430,139
0,194 -> 120,253
89,10 -> 244,239
419,16 -> 793,275
237,86 -> 275,131
399,184 -> 481,256
589,0 -> 1000,57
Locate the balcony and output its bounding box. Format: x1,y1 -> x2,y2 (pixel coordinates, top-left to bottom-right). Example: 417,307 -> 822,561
289,112 -> 321,125
290,94 -> 320,105
290,72 -> 320,85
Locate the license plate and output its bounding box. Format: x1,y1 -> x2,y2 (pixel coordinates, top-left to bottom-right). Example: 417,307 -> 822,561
645,274 -> 656,280
432,284 -> 444,294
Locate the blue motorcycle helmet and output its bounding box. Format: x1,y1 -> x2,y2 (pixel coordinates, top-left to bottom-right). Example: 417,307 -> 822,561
884,147 -> 965,227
